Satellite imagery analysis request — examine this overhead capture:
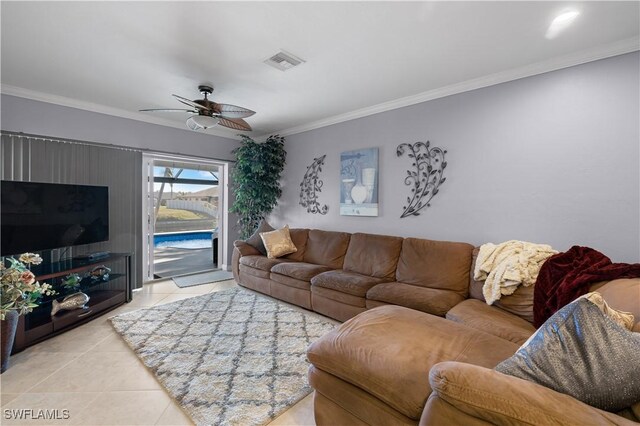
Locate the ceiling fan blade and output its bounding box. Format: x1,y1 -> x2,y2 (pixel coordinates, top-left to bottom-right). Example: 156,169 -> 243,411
218,117 -> 252,131
139,108 -> 198,113
213,103 -> 256,119
173,94 -> 211,111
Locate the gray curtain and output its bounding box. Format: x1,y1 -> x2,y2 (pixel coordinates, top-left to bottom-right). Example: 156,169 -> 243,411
1,133 -> 143,289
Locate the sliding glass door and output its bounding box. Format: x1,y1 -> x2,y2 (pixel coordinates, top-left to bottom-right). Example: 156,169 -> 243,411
142,154 -> 227,281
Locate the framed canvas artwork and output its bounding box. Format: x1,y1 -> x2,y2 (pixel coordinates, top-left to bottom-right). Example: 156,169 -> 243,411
340,147 -> 378,216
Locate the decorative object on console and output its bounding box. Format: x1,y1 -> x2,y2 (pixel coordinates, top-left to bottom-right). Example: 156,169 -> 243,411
260,225 -> 297,259
496,294 -> 640,412
230,135 -> 286,239
0,311 -> 18,374
396,141 -> 447,218
50,292 -> 90,316
89,265 -> 111,282
299,155 -> 329,215
0,253 -> 56,373
1,253 -> 56,318
61,273 -> 82,290
340,148 -> 379,216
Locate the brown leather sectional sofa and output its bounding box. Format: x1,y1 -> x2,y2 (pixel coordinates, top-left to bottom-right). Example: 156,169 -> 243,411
232,228 -> 640,425
233,229 -> 473,322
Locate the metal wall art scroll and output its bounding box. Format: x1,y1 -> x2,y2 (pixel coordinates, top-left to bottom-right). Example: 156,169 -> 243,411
396,141 -> 447,218
340,148 -> 379,216
299,155 -> 329,215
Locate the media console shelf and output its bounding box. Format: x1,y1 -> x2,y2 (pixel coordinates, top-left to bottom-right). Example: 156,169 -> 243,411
12,253 -> 132,353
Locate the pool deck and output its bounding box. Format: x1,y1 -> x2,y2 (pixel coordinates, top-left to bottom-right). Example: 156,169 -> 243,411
153,246 -> 216,278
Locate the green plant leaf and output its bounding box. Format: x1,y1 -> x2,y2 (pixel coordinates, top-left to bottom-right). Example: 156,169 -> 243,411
230,135 -> 287,239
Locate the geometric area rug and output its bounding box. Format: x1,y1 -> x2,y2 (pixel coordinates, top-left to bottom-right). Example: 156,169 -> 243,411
109,287 -> 337,426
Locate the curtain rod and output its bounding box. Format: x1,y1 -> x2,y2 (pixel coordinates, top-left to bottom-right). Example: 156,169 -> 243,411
0,131 -> 236,164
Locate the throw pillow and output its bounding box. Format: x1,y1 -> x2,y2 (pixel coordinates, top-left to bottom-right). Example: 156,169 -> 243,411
577,292 -> 635,330
245,220 -> 274,256
260,225 -> 297,259
495,296 -> 640,412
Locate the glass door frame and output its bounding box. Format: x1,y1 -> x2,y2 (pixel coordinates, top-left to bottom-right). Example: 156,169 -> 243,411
141,153 -> 229,282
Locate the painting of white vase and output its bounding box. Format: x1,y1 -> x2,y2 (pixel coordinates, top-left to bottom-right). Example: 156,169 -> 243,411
340,148 -> 379,216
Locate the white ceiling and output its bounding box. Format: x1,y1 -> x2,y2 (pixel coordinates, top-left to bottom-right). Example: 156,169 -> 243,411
1,2 -> 639,139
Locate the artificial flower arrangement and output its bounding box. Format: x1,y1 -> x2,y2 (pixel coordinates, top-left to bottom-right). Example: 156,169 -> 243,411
1,253 -> 56,320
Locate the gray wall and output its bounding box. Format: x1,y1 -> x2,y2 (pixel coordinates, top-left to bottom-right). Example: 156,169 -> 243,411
272,52 -> 640,263
1,95 -> 242,275
0,95 -> 240,160
1,134 -> 144,288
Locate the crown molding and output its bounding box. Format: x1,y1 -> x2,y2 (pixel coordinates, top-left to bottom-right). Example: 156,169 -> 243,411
274,37 -> 640,138
3,37 -> 638,142
0,84 -> 243,141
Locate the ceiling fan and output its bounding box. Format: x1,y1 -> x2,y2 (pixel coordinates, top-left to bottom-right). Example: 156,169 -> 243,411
140,85 -> 255,131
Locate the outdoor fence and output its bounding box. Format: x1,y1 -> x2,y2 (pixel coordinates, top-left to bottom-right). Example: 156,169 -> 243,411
166,200 -> 217,217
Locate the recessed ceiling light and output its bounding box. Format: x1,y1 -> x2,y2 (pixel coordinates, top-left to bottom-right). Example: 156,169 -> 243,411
546,9 -> 580,39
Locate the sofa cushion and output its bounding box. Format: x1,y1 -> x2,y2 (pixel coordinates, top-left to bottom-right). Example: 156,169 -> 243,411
396,238 -> 473,296
428,362 -> 631,426
446,299 -> 536,345
590,278 -> 640,330
245,220 -> 274,255
343,233 -> 403,280
309,368 -> 417,426
239,264 -> 270,279
271,262 -> 332,282
312,270 -> 386,297
239,255 -> 288,272
281,228 -> 309,262
496,297 -> 640,412
307,305 -> 518,420
367,282 -> 465,317
469,247 -> 536,324
233,240 -> 261,256
311,285 -> 366,307
303,230 -> 351,269
311,293 -> 367,322
270,272 -> 311,290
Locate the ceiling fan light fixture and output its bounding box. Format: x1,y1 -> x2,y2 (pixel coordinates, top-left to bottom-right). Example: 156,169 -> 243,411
186,115 -> 220,130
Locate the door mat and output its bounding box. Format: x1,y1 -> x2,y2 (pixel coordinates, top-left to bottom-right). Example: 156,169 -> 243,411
110,287 -> 337,425
172,270 -> 234,288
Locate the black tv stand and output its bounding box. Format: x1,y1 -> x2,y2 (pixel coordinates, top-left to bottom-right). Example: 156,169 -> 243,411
74,251 -> 111,261
12,253 -> 132,353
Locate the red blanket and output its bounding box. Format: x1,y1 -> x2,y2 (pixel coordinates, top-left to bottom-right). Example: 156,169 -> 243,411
533,246 -> 640,327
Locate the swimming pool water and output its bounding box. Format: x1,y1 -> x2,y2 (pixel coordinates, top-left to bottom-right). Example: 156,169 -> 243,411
155,239 -> 212,249
154,231 -> 214,249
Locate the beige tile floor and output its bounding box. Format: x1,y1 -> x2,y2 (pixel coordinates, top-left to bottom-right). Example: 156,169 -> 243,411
0,279 -> 316,425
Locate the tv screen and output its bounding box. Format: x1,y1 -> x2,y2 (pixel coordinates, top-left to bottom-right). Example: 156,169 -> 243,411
1,181 -> 109,256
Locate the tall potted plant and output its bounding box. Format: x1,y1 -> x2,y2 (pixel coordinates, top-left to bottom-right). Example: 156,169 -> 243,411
230,135 -> 287,239
1,253 -> 55,373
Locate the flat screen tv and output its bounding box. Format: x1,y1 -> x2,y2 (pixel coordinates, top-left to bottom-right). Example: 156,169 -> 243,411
1,180 -> 109,256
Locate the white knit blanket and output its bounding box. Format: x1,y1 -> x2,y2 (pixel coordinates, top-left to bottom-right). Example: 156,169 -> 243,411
474,240 -> 558,305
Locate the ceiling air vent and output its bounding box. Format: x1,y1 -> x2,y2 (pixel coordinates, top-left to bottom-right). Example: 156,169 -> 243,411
264,50 -> 305,71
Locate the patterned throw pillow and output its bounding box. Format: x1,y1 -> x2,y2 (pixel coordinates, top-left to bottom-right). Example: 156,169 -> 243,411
245,220 -> 274,256
260,225 -> 297,259
495,296 -> 640,412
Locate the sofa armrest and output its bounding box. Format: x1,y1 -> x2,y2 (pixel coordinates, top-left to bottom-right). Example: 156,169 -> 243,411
233,240 -> 260,256
425,361 -> 633,426
232,241 -> 260,282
